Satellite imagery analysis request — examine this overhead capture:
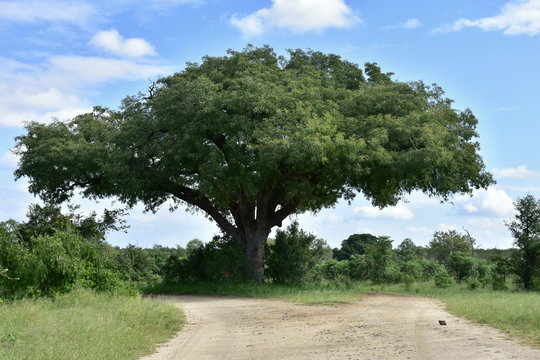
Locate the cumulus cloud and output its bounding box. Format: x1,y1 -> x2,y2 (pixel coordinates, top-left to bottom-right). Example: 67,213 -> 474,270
457,187 -> 515,217
466,217 -> 503,229
403,190 -> 440,207
383,18 -> 422,30
0,56 -> 171,127
0,0 -> 96,25
403,18 -> 422,29
493,165 -> 540,179
91,29 -> 157,58
230,0 -> 360,37
445,0 -> 540,35
354,204 -> 413,221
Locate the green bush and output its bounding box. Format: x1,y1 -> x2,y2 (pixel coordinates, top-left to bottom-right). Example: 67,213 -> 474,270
434,267 -> 454,288
309,259 -> 351,282
163,234 -> 247,283
266,222 -> 331,284
0,223 -> 129,298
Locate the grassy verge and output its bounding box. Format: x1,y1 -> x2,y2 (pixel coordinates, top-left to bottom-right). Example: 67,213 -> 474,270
0,289 -> 185,360
144,281 -> 366,304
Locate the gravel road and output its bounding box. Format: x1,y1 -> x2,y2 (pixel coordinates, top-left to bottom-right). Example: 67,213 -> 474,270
141,293 -> 540,360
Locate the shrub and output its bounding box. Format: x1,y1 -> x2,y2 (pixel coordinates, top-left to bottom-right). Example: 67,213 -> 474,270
163,234 -> 246,283
434,267 -> 454,288
309,259 -> 351,282
266,222 -> 331,284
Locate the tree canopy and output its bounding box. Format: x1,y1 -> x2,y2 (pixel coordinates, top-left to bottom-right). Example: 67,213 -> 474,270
14,45 -> 493,282
507,195 -> 540,290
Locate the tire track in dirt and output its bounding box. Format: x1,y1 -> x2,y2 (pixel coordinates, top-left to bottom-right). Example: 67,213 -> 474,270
141,293 -> 540,360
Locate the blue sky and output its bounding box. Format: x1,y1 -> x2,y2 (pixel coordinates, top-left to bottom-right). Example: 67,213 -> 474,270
1,0 -> 539,249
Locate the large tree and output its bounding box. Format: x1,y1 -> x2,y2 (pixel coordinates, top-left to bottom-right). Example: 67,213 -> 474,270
14,46 -> 493,283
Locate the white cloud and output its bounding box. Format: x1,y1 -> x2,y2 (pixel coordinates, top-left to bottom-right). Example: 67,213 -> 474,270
403,190 -> 440,207
493,165 -> 540,179
91,29 -> 157,58
463,203 -> 478,213
403,18 -> 422,29
447,0 -> 540,35
354,204 -> 413,220
230,0 -> 360,37
0,0 -> 96,25
458,187 -> 515,217
466,217 -> 503,229
0,56 -> 171,127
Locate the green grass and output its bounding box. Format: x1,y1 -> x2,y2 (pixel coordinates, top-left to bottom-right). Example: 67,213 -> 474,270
144,281 -> 366,304
0,289 -> 185,360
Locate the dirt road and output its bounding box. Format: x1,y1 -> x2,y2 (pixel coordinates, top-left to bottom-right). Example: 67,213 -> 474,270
141,293 -> 540,360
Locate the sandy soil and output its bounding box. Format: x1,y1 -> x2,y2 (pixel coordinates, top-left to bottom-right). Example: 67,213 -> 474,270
141,293 -> 540,360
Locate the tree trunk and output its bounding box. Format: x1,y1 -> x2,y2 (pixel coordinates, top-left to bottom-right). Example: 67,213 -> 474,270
242,224 -> 271,284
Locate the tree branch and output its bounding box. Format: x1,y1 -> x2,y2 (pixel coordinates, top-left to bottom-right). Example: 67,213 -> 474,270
166,181 -> 241,240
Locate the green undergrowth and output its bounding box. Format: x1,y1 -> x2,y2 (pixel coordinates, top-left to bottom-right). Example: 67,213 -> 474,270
0,289 -> 185,360
144,281 -> 366,305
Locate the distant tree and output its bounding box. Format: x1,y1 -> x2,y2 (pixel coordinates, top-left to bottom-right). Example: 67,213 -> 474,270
14,46 -> 493,283
491,254 -> 513,290
396,238 -> 424,261
333,233 -> 379,260
446,251 -> 476,283
146,245 -> 186,276
186,239 -> 204,255
506,195 -> 540,291
115,244 -> 156,282
364,237 -> 394,283
17,203 -> 126,243
428,230 -> 475,263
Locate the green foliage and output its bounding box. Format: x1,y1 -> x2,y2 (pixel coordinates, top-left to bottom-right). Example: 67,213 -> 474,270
397,259 -> 424,280
115,244 -> 158,283
364,237 -> 394,283
309,259 -> 352,283
0,205 -> 131,299
333,233 -> 379,260
163,234 -> 246,283
507,194 -> 540,291
18,203 -> 126,243
434,267 -> 454,288
492,254 -> 513,290
266,221 -> 331,284
396,238 -> 425,260
446,251 -> 476,283
14,45 -> 493,282
428,229 -> 475,263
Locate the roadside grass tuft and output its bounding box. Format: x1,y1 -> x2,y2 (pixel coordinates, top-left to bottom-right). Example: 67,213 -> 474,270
144,281 -> 366,305
0,289 -> 185,360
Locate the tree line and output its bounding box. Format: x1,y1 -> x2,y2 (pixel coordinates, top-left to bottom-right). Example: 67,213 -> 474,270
4,194 -> 537,300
